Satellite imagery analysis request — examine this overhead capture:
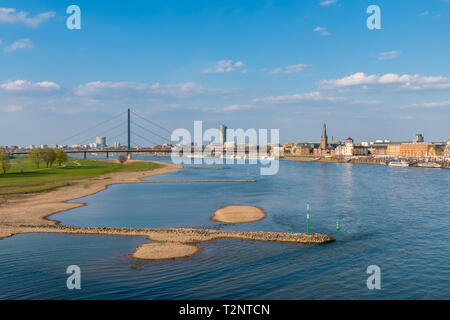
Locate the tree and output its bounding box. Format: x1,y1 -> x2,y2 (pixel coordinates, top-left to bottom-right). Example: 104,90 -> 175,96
42,148 -> 56,168
55,149 -> 68,166
0,149 -> 10,174
117,155 -> 127,164
29,148 -> 43,168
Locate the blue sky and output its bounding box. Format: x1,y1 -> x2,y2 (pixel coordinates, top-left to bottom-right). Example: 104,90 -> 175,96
1,0 -> 450,146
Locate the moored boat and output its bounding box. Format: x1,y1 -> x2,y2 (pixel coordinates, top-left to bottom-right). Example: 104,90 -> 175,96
388,161 -> 410,167
417,162 -> 442,168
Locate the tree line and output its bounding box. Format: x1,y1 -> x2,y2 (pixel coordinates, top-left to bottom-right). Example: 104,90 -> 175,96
0,148 -> 68,174
28,148 -> 68,168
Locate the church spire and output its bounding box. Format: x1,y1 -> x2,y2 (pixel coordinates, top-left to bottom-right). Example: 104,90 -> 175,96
320,123 -> 328,149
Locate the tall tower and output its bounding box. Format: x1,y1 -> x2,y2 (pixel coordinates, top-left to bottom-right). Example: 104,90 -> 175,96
219,124 -> 227,145
320,123 -> 328,149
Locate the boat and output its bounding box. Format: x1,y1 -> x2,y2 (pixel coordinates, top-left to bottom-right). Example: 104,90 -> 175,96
388,161 -> 410,167
417,162 -> 442,168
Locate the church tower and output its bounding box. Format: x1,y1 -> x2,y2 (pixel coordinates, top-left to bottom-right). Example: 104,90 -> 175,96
320,123 -> 328,149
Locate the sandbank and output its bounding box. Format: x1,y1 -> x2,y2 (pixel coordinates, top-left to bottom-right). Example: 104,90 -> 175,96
211,205 -> 266,224
132,242 -> 201,260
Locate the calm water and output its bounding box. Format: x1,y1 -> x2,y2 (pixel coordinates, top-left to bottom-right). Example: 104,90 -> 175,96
0,157 -> 449,299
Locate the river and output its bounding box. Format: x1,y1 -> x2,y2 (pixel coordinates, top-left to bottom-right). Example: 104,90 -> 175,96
0,157 -> 448,299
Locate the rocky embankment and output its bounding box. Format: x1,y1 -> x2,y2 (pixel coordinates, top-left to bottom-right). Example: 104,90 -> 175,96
2,224 -> 335,260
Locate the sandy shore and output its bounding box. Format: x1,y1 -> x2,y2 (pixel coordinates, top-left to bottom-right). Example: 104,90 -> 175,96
211,205 -> 266,224
0,160 -> 335,260
147,179 -> 255,183
0,160 -> 183,236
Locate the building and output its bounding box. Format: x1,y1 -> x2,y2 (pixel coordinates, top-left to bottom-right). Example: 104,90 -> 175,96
282,142 -> 295,155
292,143 -> 314,156
224,141 -> 236,149
400,143 -> 436,157
386,141 -> 437,158
335,138 -> 369,156
113,142 -> 121,149
386,144 -> 401,156
368,145 -> 388,155
444,138 -> 450,158
320,123 -> 328,150
314,123 -> 333,156
343,138 -> 355,156
413,134 -> 424,143
96,136 -> 106,147
219,125 -> 227,145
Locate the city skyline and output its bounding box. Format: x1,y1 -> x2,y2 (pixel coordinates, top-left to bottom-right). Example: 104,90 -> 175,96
1,0 -> 450,146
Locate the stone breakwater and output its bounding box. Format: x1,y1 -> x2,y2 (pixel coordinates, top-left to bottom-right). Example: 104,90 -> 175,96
2,224 -> 335,260
5,224 -> 335,244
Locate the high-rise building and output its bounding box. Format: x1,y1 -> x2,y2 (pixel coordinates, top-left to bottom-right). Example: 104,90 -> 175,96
219,125 -> 227,145
96,136 -> 106,147
113,142 -> 121,149
413,134 -> 424,143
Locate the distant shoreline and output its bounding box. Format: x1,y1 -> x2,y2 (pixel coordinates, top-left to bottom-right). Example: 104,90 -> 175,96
282,156 -> 450,168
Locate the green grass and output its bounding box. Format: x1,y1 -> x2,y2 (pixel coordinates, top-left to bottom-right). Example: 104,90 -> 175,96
0,157 -> 164,196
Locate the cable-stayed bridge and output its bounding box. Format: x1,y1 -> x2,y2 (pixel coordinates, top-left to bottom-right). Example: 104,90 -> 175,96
10,109 -> 173,159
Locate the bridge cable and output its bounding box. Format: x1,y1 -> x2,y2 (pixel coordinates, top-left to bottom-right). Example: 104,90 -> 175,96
130,110 -> 172,134
131,131 -> 160,147
56,111 -> 126,146
77,122 -> 126,146
130,120 -> 171,144
108,131 -> 128,144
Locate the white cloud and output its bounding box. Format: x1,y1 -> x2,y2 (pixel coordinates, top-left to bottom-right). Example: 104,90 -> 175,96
420,11 -> 430,16
0,8 -> 55,28
74,81 -> 228,99
270,63 -> 310,74
221,104 -> 252,112
4,38 -> 33,53
1,105 -> 23,112
313,26 -> 330,36
411,100 -> 450,108
254,91 -> 345,104
184,104 -> 254,113
0,80 -> 60,92
319,0 -> 338,6
0,79 -> 234,116
202,60 -> 246,74
378,50 -> 402,61
319,72 -> 450,91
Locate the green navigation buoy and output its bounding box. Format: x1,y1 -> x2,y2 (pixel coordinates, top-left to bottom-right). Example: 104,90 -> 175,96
336,219 -> 340,231
306,203 -> 310,235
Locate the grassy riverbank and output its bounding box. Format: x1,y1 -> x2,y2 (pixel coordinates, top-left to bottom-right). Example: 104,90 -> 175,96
0,157 -> 164,196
